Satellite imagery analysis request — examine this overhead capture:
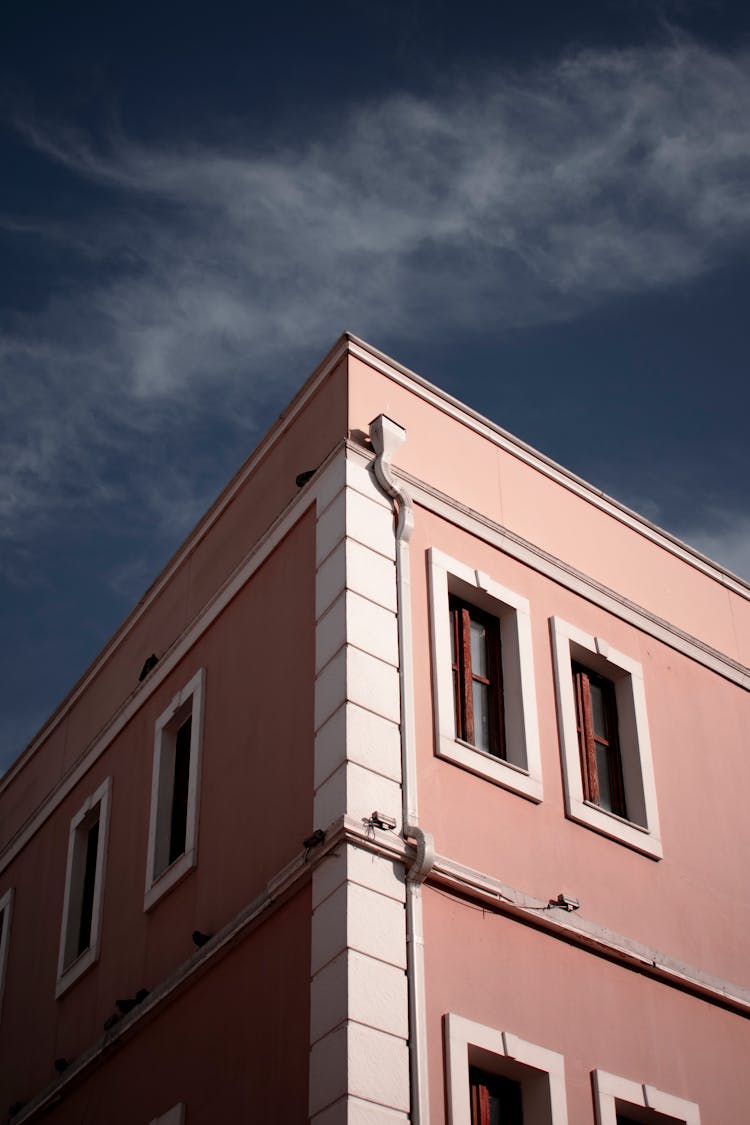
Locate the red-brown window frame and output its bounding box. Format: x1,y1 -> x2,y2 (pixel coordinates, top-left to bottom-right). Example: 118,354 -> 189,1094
572,662 -> 627,819
449,595 -> 506,759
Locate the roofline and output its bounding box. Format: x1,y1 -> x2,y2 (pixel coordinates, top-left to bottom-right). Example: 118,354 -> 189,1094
3,331 -> 747,790
344,331 -> 750,599
0,333 -> 352,791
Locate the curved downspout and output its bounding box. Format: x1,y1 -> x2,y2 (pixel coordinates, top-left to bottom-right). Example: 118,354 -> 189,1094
370,415 -> 435,1125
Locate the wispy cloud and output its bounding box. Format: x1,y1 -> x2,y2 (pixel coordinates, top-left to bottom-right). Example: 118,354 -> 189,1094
3,37 -> 750,572
676,512 -> 750,581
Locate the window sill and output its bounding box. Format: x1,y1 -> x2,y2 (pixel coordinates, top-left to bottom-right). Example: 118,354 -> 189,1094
144,849 -> 196,912
568,797 -> 662,859
438,735 -> 543,802
56,945 -> 98,999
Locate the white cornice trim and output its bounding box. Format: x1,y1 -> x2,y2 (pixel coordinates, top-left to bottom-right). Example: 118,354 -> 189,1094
393,462 -> 749,689
345,335 -> 750,602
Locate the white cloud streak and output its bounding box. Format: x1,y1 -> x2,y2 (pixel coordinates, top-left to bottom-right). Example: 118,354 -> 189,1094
2,38 -> 750,571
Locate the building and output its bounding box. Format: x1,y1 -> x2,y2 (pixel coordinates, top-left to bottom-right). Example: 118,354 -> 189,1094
0,334 -> 748,1124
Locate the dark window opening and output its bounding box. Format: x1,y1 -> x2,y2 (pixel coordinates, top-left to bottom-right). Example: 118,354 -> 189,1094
168,715 -> 192,866
76,820 -> 100,957
573,662 -> 627,819
470,1067 -> 523,1125
450,596 -> 505,759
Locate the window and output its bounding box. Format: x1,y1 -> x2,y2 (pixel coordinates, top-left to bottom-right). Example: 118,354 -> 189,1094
145,669 -> 205,910
471,1066 -> 523,1124
550,617 -> 662,859
0,888 -> 13,1020
429,550 -> 543,802
572,663 -> 626,819
57,777 -> 111,996
450,597 -> 505,758
444,1013 -> 568,1125
592,1069 -> 700,1124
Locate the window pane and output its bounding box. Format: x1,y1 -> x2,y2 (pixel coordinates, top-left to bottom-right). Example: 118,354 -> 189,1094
472,681 -> 490,752
595,744 -> 614,812
488,1079 -> 523,1125
589,681 -> 607,740
470,618 -> 488,678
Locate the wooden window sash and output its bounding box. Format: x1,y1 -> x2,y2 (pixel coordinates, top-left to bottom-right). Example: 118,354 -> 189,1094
461,605 -> 476,745
471,1079 -> 490,1125
575,667 -> 600,805
449,597 -> 506,759
573,663 -> 627,819
450,606 -> 463,738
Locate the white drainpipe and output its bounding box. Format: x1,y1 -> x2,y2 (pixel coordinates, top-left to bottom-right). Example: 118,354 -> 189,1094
370,416 -> 434,1125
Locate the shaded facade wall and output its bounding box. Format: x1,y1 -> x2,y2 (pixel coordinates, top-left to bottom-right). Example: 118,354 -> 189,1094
22,891 -> 312,1125
0,504 -> 318,1117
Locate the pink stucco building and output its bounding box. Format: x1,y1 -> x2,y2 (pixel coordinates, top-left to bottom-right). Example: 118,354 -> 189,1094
1,335 -> 748,1124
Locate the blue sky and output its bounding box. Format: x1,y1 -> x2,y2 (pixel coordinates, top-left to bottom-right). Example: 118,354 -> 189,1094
2,0 -> 749,773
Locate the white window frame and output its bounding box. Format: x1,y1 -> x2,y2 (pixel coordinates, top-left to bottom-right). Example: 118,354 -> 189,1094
593,1069 -> 700,1124
0,887 -> 13,1021
56,776 -> 112,997
444,1012 -> 568,1125
428,548 -> 543,801
550,617 -> 662,858
145,668 -> 205,911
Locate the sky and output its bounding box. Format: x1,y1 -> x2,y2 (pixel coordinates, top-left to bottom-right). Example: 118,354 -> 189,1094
1,0 -> 749,773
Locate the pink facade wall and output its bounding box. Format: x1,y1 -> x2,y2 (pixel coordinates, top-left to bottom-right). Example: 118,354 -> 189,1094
346,344 -> 749,1122
19,892 -> 311,1125
347,353 -> 747,663
424,888 -> 750,1123
0,500 -> 318,1116
409,508 -> 749,985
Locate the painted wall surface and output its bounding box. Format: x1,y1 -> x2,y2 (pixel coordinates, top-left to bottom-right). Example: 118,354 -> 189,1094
0,509 -> 317,1115
346,352 -> 748,664
16,891 -> 312,1125
408,508 -> 750,986
345,343 -> 748,1123
423,887 -> 750,1123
